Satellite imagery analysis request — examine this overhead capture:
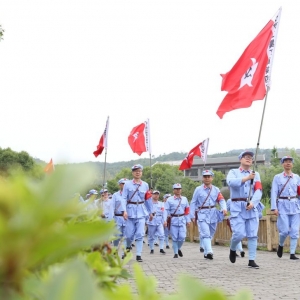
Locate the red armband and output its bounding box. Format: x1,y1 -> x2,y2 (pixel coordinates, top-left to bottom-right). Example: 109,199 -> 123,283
184,207 -> 190,215
217,192 -> 224,202
297,185 -> 300,196
145,190 -> 152,200
254,181 -> 262,191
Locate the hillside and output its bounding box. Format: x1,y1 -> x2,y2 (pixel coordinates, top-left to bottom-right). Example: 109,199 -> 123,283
54,148 -> 292,184
53,148 -> 286,181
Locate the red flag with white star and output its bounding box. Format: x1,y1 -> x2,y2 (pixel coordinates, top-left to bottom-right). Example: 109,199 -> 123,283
128,119 -> 151,156
216,8 -> 281,119
93,116 -> 109,157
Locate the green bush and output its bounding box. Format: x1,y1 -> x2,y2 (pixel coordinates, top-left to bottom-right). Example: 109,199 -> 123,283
0,167 -> 251,299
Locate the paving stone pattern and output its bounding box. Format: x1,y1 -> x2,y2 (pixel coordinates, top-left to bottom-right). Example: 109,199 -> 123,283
124,243 -> 300,299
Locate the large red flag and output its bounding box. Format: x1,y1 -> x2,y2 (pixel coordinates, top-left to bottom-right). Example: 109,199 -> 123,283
44,158 -> 54,174
179,139 -> 209,171
128,120 -> 151,156
93,116 -> 109,157
216,8 -> 281,119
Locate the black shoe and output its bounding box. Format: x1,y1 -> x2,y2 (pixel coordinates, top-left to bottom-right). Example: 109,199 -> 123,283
235,253 -> 240,257
173,254 -> 178,258
131,244 -> 135,247
290,254 -> 299,260
206,253 -> 213,260
248,260 -> 259,269
136,256 -> 143,262
143,240 -> 145,243
166,245 -> 170,249
277,245 -> 283,258
150,249 -> 154,254
126,247 -> 131,252
154,243 -> 159,246
178,249 -> 183,257
160,249 -> 166,254
200,247 -> 204,253
240,251 -> 245,258
229,249 -> 236,263
121,254 -> 126,259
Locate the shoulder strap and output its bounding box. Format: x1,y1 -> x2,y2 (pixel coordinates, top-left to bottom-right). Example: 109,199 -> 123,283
173,198 -> 182,215
199,187 -> 212,210
277,176 -> 291,199
115,191 -> 122,212
127,184 -> 140,204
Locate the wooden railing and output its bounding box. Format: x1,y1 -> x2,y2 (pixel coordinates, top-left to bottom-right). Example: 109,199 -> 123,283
187,210 -> 300,251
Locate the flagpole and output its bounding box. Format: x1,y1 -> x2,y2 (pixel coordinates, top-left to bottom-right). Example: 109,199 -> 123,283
253,89 -> 269,170
102,149 -> 107,188
146,118 -> 153,189
102,116 -> 109,188
149,153 -> 153,189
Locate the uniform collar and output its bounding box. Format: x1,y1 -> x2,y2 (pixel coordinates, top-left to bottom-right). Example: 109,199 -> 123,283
283,172 -> 293,178
203,184 -> 212,189
132,179 -> 141,185
239,167 -> 252,173
174,195 -> 181,200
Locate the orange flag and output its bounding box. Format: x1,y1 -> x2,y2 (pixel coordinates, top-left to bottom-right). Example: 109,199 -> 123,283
44,158 -> 54,174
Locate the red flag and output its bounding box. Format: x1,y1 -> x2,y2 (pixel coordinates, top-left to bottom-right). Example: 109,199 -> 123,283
128,119 -> 151,156
44,158 -> 54,174
93,116 -> 109,157
128,123 -> 146,156
216,8 -> 281,119
179,142 -> 202,170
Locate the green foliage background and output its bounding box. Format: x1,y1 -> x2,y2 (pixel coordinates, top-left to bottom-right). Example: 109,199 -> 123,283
0,166 -> 251,299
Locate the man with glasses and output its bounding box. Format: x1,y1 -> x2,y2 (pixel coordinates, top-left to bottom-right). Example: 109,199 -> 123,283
190,170 -> 227,260
165,183 -> 191,258
271,156 -> 300,260
122,164 -> 153,262
226,150 -> 262,269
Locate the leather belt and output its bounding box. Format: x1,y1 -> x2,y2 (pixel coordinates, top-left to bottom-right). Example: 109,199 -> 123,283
152,212 -> 162,216
127,201 -> 145,204
114,213 -> 123,216
278,196 -> 297,200
232,198 -> 247,202
171,213 -> 185,217
199,205 -> 215,209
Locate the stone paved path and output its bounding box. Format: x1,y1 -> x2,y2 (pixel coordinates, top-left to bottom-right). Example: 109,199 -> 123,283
124,242 -> 300,299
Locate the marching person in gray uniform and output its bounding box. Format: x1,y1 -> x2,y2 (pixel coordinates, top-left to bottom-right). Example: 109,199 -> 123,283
97,188 -> 113,221
165,183 -> 191,258
163,193 -> 171,249
147,190 -> 167,254
85,189 -> 99,211
271,156 -> 300,260
227,198 -> 245,257
227,150 -> 263,269
190,170 -> 227,260
122,164 -> 153,262
111,178 -> 128,259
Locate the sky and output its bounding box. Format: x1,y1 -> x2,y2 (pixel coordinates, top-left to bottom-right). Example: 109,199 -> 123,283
0,1 -> 298,164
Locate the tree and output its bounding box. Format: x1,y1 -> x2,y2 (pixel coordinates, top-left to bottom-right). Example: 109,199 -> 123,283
211,170 -> 225,189
0,147 -> 43,178
0,25 -> 4,41
270,146 -> 279,167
